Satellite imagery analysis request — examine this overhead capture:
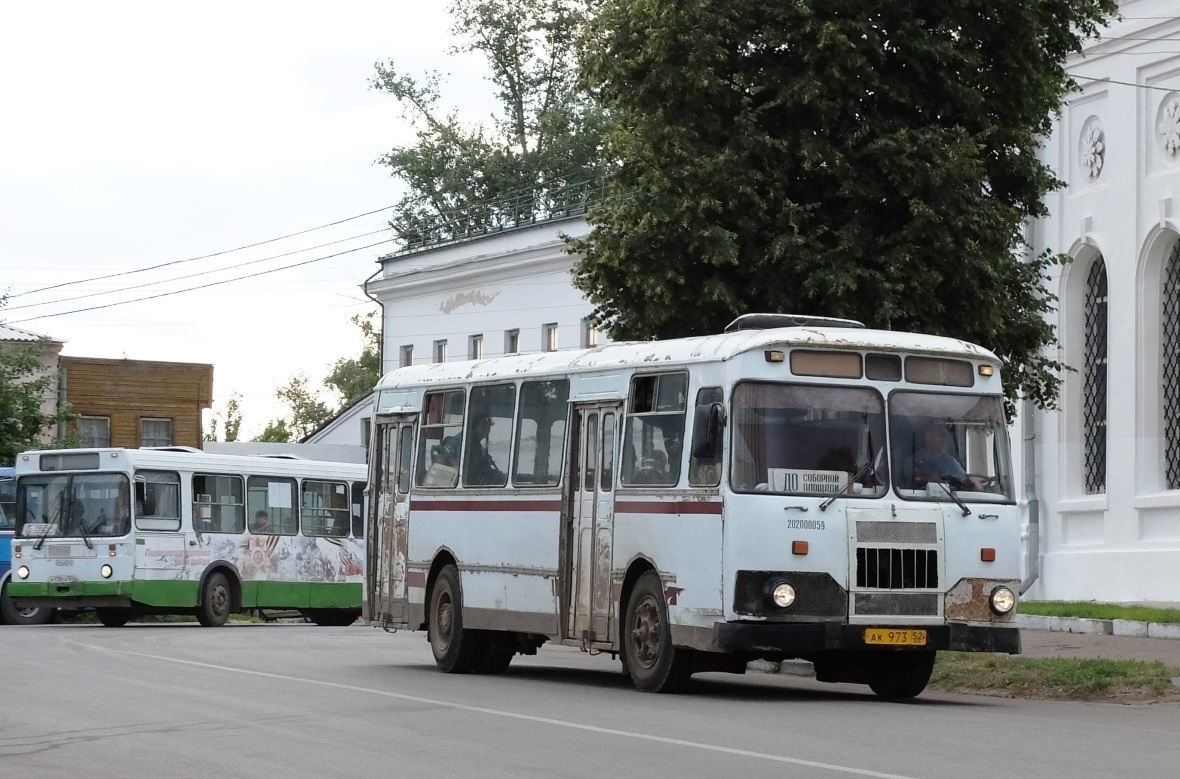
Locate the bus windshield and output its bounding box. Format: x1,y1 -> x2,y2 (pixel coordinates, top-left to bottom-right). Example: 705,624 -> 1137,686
888,392 -> 1013,502
731,382 -> 888,497
15,473 -> 131,539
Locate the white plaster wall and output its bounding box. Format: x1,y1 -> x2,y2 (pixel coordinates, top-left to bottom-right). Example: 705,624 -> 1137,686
1027,0 -> 1180,602
368,218 -> 606,375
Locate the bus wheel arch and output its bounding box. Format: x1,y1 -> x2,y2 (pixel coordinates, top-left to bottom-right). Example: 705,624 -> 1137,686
422,549 -> 458,631
196,563 -> 241,627
617,555 -> 660,637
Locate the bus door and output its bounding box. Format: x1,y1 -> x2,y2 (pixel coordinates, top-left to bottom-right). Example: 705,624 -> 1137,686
366,415 -> 416,626
567,403 -> 620,644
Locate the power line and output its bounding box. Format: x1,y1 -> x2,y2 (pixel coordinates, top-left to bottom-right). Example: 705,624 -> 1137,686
9,203 -> 396,299
1066,72 -> 1177,92
5,239 -> 394,325
2,227 -> 392,313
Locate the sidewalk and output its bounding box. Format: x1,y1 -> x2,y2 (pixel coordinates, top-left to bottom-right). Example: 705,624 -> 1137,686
1020,628 -> 1180,667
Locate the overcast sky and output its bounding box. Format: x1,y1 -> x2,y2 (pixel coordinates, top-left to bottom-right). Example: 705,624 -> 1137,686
0,1 -> 492,438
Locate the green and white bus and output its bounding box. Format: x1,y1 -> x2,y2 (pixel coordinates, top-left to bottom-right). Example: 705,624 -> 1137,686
8,447 -> 366,627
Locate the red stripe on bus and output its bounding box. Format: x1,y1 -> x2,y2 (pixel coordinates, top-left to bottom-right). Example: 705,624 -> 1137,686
409,499 -> 564,512
614,501 -> 724,515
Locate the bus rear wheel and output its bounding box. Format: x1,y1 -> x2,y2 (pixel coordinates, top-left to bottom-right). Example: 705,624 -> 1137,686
302,609 -> 361,627
428,564 -> 484,673
865,650 -> 936,700
196,572 -> 232,627
622,571 -> 692,693
95,608 -> 131,628
0,581 -> 54,625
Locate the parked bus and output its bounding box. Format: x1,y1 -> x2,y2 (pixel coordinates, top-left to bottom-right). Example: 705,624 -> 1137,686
364,314 -> 1021,697
2,466 -> 54,625
8,448 -> 366,627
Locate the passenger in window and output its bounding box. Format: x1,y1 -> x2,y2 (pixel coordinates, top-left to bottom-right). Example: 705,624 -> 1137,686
253,509 -> 272,534
636,450 -> 669,483
465,414 -> 505,485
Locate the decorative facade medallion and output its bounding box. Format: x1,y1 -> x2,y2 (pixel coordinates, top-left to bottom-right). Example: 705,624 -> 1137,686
1159,94 -> 1180,161
1079,116 -> 1106,182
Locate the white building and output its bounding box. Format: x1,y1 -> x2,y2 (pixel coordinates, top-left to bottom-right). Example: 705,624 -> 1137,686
1025,1 -> 1180,602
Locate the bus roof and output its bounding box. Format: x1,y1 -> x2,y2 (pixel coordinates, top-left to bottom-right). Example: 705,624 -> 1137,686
376,325 -> 999,389
13,448 -> 366,478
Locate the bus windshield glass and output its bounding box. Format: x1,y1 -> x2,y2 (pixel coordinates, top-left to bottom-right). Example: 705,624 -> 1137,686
889,392 -> 1013,502
15,473 -> 131,539
731,382 -> 888,497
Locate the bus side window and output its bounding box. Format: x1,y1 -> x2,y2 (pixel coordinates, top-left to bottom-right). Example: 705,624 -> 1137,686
416,390 -> 464,488
622,373 -> 688,487
351,481 -> 365,537
689,387 -> 724,487
192,474 -> 244,533
511,379 -> 569,486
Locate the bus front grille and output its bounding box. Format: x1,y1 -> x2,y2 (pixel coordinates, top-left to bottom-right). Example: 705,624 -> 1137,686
854,593 -> 940,616
855,548 -> 939,589
855,521 -> 938,544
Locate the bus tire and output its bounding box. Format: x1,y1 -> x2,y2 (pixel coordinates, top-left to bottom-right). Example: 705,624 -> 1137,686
865,650 -> 936,700
302,609 -> 361,627
428,564 -> 483,673
622,571 -> 692,693
95,608 -> 131,628
196,572 -> 232,627
0,580 -> 54,626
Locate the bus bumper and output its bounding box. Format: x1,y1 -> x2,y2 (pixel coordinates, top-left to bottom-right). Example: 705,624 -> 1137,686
712,621 -> 1021,655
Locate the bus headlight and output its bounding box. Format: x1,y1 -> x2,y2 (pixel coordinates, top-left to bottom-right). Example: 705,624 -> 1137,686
100,564 -> 113,579
990,586 -> 1016,615
17,566 -> 30,580
770,581 -> 796,609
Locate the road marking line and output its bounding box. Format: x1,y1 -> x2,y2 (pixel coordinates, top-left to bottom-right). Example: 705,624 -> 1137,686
75,641 -> 918,779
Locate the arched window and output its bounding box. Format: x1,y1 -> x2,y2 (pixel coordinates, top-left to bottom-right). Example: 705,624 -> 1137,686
1163,241 -> 1180,489
1083,257 -> 1108,494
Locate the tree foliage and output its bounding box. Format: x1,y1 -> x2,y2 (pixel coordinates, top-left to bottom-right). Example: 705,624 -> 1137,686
572,0 -> 1119,410
325,312 -> 381,407
372,0 -> 606,246
266,374 -> 333,442
204,393 -> 243,443
0,317 -> 73,463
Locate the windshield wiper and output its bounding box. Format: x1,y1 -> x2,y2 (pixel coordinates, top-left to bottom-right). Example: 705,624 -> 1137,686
33,505 -> 62,551
77,518 -> 94,550
933,479 -> 972,517
819,459 -> 875,512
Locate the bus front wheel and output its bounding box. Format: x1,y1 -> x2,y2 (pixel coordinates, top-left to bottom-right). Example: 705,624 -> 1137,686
622,571 -> 692,693
95,608 -> 131,628
196,572 -> 232,627
865,650 -> 936,700
0,581 -> 54,626
428,564 -> 484,673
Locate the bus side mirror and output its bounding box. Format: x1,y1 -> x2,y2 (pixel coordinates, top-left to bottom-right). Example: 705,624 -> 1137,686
691,402 -> 724,459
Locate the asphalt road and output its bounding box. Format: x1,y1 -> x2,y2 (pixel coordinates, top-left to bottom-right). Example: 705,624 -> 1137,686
2,623 -> 1178,779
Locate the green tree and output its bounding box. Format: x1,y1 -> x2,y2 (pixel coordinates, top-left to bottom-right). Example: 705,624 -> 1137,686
204,393 -> 244,442
272,374 -> 332,441
325,312 -> 381,407
373,0 -> 606,246
573,0 -> 1118,410
0,321 -> 73,463
255,419 -> 293,443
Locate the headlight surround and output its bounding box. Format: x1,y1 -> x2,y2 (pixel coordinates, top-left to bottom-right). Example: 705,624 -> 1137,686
17,566 -> 30,580
990,585 -> 1016,615
769,581 -> 796,609
100,564 -> 113,579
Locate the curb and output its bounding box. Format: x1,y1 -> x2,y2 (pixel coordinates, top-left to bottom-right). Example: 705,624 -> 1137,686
1016,613 -> 1180,640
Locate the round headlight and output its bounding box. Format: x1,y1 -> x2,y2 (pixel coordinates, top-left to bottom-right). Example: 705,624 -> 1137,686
990,586 -> 1016,614
770,581 -> 796,609
100,564 -> 113,579
17,566 -> 30,580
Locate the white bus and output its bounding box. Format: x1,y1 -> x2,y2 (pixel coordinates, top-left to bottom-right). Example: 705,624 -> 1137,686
8,447 -> 366,627
365,315 -> 1020,697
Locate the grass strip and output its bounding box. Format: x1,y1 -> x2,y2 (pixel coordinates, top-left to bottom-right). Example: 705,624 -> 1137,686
932,651 -> 1180,700
1018,600 -> 1180,624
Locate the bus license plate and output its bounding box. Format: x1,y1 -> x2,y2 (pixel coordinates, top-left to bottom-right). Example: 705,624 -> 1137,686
864,629 -> 927,646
